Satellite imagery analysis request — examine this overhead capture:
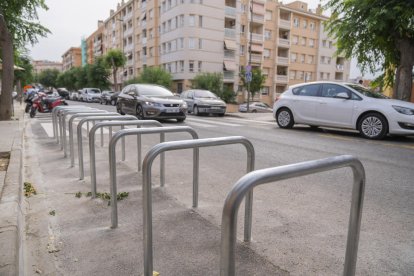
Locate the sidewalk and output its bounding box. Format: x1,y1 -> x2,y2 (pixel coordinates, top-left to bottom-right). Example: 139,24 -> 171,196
0,101 -> 25,275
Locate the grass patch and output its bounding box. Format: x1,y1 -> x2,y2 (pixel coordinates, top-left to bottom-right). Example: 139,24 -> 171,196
75,191 -> 129,206
24,182 -> 37,197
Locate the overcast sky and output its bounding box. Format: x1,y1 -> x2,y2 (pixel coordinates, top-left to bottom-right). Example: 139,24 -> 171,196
28,0 -> 363,78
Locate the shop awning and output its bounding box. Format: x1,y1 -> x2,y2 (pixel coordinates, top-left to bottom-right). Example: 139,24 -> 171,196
224,40 -> 237,50
223,60 -> 237,71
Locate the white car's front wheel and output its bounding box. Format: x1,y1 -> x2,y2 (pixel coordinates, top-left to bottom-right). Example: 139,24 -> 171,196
358,113 -> 388,140
276,108 -> 294,129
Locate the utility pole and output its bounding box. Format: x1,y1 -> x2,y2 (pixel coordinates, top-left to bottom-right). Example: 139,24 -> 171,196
246,1 -> 253,112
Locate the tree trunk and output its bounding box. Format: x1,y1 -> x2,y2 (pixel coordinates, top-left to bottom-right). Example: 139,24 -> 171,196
395,39 -> 414,102
112,67 -> 117,91
0,14 -> 14,120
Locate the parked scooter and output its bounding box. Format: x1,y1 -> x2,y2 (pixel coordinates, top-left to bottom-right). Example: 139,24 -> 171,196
24,89 -> 38,113
29,92 -> 67,118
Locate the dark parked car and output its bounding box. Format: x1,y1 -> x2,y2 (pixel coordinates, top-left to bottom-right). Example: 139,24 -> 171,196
100,90 -> 115,105
109,91 -> 120,106
57,88 -> 70,99
116,84 -> 188,122
180,89 -> 226,116
239,102 -> 272,113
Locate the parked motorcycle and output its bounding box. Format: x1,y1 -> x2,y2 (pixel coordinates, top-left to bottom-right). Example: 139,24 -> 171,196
29,92 -> 67,118
24,90 -> 38,113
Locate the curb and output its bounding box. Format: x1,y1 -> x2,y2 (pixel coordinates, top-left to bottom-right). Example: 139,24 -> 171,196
0,107 -> 25,275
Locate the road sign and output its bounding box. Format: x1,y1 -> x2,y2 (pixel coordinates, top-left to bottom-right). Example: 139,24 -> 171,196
245,71 -> 252,82
246,65 -> 251,73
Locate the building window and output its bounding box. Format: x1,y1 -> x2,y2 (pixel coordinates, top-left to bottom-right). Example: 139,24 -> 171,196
309,38 -> 314,48
179,15 -> 184,27
320,56 -> 326,64
198,38 -> 203,49
198,61 -> 202,72
240,45 -> 245,55
179,60 -> 184,72
261,87 -> 269,95
293,18 -> 299,27
290,52 -> 297,62
290,70 -> 296,80
329,41 -> 333,48
310,21 -> 315,31
292,35 -> 298,45
189,15 -> 195,26
189,60 -> 194,72
301,37 -> 306,46
264,49 -> 270,59
302,19 -> 307,29
265,10 -> 272,20
327,57 -> 331,64
241,25 -> 245,34
265,30 -> 271,40
179,37 -> 184,48
307,55 -> 314,64
189,37 -> 195,49
300,54 -> 305,63
322,40 -> 327,47
199,15 -> 203,27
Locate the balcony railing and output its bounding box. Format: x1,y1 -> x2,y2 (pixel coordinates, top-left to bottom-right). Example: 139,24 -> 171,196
251,33 -> 263,42
279,19 -> 291,29
336,64 -> 344,71
225,6 -> 236,17
223,71 -> 235,79
251,53 -> 262,63
252,14 -> 265,22
278,38 -> 290,47
224,28 -> 236,38
276,75 -> 288,82
224,50 -> 236,59
142,37 -> 147,45
277,56 -> 289,64
123,44 -> 134,52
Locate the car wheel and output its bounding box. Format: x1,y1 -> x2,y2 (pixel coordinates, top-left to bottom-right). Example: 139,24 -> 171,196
116,103 -> 125,115
276,108 -> 294,129
136,105 -> 145,120
177,118 -> 185,122
193,105 -> 200,116
99,99 -> 103,105
252,109 -> 257,113
29,107 -> 36,118
309,125 -> 319,130
358,113 -> 388,140
111,99 -> 116,106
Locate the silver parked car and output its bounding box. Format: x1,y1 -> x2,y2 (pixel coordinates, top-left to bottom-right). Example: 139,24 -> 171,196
180,89 -> 226,116
239,102 -> 272,113
79,88 -> 102,102
116,84 -> 188,122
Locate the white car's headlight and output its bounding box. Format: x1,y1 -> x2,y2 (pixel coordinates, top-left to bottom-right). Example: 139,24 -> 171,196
145,101 -> 162,107
392,105 -> 414,115
181,102 -> 188,108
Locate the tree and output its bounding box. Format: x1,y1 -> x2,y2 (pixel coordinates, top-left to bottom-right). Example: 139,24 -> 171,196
38,69 -> 59,88
239,68 -> 266,101
324,0 -> 414,101
103,49 -> 126,91
87,57 -> 111,90
192,72 -> 223,94
136,67 -> 172,88
0,0 -> 49,120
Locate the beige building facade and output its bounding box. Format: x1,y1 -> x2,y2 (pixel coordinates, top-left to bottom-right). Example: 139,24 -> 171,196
61,47 -> 82,71
85,0 -> 351,104
32,60 -> 63,75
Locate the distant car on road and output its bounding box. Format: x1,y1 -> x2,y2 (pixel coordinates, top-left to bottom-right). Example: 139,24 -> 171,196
239,102 -> 272,113
100,90 -> 115,105
69,91 -> 80,101
57,88 -> 70,99
116,84 -> 187,122
273,81 -> 414,139
180,89 -> 226,116
79,88 -> 101,102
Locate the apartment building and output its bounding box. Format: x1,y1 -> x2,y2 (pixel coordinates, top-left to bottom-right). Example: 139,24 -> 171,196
61,47 -> 82,71
86,0 -> 350,104
32,60 -> 63,74
86,21 -> 105,64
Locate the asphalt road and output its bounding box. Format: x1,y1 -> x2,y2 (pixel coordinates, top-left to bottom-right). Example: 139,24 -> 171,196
25,100 -> 414,275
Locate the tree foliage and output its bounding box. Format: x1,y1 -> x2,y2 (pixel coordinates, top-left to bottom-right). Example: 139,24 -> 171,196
239,68 -> 266,100
0,0 -> 50,120
87,57 -> 111,90
38,68 -> 59,88
14,55 -> 34,86
136,67 -> 172,88
103,49 -> 126,91
192,72 -> 235,103
324,0 -> 414,101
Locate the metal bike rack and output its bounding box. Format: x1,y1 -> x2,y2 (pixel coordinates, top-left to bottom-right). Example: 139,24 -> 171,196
76,115 -> 137,180
68,112 -> 120,164
60,109 -> 107,154
89,120 -> 163,197
109,126 -> 200,229
219,155 -> 365,276
52,106 -> 92,142
140,136 -> 255,276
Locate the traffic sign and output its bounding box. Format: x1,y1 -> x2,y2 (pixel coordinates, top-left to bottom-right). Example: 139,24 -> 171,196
245,71 -> 252,82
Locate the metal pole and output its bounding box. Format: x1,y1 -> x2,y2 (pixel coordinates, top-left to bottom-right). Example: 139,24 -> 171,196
89,120 -> 162,198
141,137 -> 254,276
160,133 -> 165,187
121,125 -> 125,161
220,155 -> 365,276
247,1 -> 253,112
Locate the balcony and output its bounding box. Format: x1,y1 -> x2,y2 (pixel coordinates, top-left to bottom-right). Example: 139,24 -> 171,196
141,2 -> 147,11
223,71 -> 235,80
123,43 -> 134,52
141,20 -> 147,28
142,37 -> 147,45
251,33 -> 263,42
279,19 -> 291,29
278,38 -> 290,47
251,14 -> 265,23
336,64 -> 344,71
224,28 -> 236,38
276,75 -> 288,83
251,53 -> 262,63
123,28 -> 133,37
126,59 -> 134,66
225,6 -> 236,17
224,50 -> 236,59
277,56 -> 289,65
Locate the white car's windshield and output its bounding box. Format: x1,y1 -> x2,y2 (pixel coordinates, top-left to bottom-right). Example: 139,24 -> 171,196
90,89 -> 101,94
347,84 -> 388,99
194,90 -> 217,98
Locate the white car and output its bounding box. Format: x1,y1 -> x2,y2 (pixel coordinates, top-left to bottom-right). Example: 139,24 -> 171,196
273,81 -> 414,140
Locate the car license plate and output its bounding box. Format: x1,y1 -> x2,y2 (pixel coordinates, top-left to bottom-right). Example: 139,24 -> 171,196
166,108 -> 179,113
211,107 -> 221,110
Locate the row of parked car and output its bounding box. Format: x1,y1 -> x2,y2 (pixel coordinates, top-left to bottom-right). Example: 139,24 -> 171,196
68,88 -> 120,106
